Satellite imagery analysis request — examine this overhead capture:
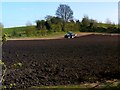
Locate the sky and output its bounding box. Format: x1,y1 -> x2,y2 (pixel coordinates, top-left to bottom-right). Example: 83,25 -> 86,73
1,2 -> 118,28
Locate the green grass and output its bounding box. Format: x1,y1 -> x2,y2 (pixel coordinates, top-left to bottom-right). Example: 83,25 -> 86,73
97,23 -> 118,28
30,81 -> 120,90
35,31 -> 66,38
6,31 -> 67,39
3,26 -> 66,39
3,26 -> 27,34
31,85 -> 91,90
3,25 -> 83,39
30,85 -> 120,90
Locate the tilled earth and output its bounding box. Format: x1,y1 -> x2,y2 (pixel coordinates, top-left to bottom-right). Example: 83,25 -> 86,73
2,34 -> 120,88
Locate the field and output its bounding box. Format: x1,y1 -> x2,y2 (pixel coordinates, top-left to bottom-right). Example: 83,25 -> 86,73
2,34 -> 120,89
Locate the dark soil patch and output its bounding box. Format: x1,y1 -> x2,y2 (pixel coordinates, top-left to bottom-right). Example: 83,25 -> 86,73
2,34 -> 120,88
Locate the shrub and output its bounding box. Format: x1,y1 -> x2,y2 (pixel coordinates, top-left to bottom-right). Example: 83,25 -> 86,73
2,33 -> 7,43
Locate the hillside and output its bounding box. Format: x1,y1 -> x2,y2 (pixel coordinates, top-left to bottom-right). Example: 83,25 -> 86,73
2,22 -> 119,39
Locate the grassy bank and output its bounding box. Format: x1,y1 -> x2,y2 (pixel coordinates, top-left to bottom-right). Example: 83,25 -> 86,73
31,81 -> 120,89
3,23 -> 119,39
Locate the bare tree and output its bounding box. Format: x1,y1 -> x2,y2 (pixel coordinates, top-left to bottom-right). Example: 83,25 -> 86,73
56,4 -> 73,22
56,4 -> 73,31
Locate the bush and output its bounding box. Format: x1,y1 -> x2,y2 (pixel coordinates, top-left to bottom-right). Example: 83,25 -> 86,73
12,30 -> 18,37
51,24 -> 62,32
39,29 -> 47,36
107,26 -> 119,33
25,26 -> 35,36
2,33 -> 7,43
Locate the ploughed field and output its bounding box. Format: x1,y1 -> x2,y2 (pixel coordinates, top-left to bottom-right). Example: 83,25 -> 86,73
2,34 -> 120,88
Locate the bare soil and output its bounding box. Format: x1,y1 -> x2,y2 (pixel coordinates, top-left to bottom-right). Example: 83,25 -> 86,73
2,34 -> 120,88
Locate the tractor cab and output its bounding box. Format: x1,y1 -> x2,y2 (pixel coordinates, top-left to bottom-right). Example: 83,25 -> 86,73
64,31 -> 77,38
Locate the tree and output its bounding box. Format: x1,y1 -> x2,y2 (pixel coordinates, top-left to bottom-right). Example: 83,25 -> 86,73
56,4 -> 73,22
35,20 -> 41,30
64,22 -> 75,31
81,15 -> 90,27
35,20 -> 46,30
45,15 -> 53,21
80,15 -> 90,32
75,20 -> 81,31
51,24 -> 62,32
56,4 -> 73,31
89,19 -> 97,29
45,16 -> 62,32
50,17 -> 62,24
44,21 -> 51,31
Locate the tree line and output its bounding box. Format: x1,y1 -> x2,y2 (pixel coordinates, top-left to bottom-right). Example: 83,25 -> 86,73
2,4 -> 120,37
34,4 -> 120,34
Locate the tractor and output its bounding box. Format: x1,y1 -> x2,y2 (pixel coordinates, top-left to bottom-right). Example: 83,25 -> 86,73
64,31 -> 77,38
